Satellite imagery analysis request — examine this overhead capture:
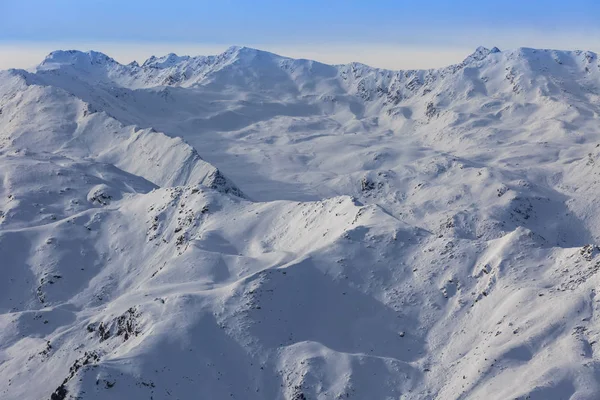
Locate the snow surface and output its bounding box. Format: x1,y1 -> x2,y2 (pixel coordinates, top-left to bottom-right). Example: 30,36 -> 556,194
2,45 -> 600,399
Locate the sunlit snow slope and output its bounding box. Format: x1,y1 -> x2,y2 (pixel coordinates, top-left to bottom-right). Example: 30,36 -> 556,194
2,46 -> 600,399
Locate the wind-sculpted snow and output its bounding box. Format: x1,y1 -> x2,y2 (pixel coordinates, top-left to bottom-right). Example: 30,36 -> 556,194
2,46 -> 600,399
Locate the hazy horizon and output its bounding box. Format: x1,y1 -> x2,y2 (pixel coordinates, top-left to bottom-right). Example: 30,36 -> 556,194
2,0 -> 600,70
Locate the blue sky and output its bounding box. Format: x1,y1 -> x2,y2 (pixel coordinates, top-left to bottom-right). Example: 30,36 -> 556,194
1,0 -> 599,69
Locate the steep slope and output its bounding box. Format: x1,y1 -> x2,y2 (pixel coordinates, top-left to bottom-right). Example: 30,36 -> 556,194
2,46 -> 600,400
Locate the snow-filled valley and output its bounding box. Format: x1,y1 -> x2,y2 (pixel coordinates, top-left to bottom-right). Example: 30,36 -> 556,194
2,45 -> 600,399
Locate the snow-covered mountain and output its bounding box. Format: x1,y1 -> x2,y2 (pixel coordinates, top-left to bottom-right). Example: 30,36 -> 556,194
2,45 -> 600,399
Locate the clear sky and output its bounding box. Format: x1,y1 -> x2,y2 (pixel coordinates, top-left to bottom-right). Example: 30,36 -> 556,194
1,0 -> 599,70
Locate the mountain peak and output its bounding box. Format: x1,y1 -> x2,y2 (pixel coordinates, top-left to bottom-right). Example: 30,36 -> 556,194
40,50 -> 119,69
224,45 -> 245,53
223,45 -> 283,61
141,53 -> 192,69
462,46 -> 501,64
225,45 -> 258,54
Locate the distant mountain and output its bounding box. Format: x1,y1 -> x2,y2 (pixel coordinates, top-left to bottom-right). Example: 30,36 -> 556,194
2,45 -> 600,400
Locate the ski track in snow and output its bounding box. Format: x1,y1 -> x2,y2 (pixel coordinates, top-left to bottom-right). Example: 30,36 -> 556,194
2,46 -> 600,399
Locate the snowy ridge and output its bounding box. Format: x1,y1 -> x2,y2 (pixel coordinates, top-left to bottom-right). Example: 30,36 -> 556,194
0,69 -> 243,194
2,46 -> 600,399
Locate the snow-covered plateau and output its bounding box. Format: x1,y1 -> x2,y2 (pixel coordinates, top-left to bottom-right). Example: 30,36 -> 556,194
1,45 -> 600,399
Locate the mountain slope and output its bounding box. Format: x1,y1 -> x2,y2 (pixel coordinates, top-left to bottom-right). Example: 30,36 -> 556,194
2,46 -> 600,399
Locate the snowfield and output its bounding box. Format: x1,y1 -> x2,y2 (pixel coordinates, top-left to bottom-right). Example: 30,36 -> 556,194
1,45 -> 600,399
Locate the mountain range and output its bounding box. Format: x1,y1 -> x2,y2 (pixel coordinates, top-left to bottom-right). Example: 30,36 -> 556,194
1,45 -> 600,399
